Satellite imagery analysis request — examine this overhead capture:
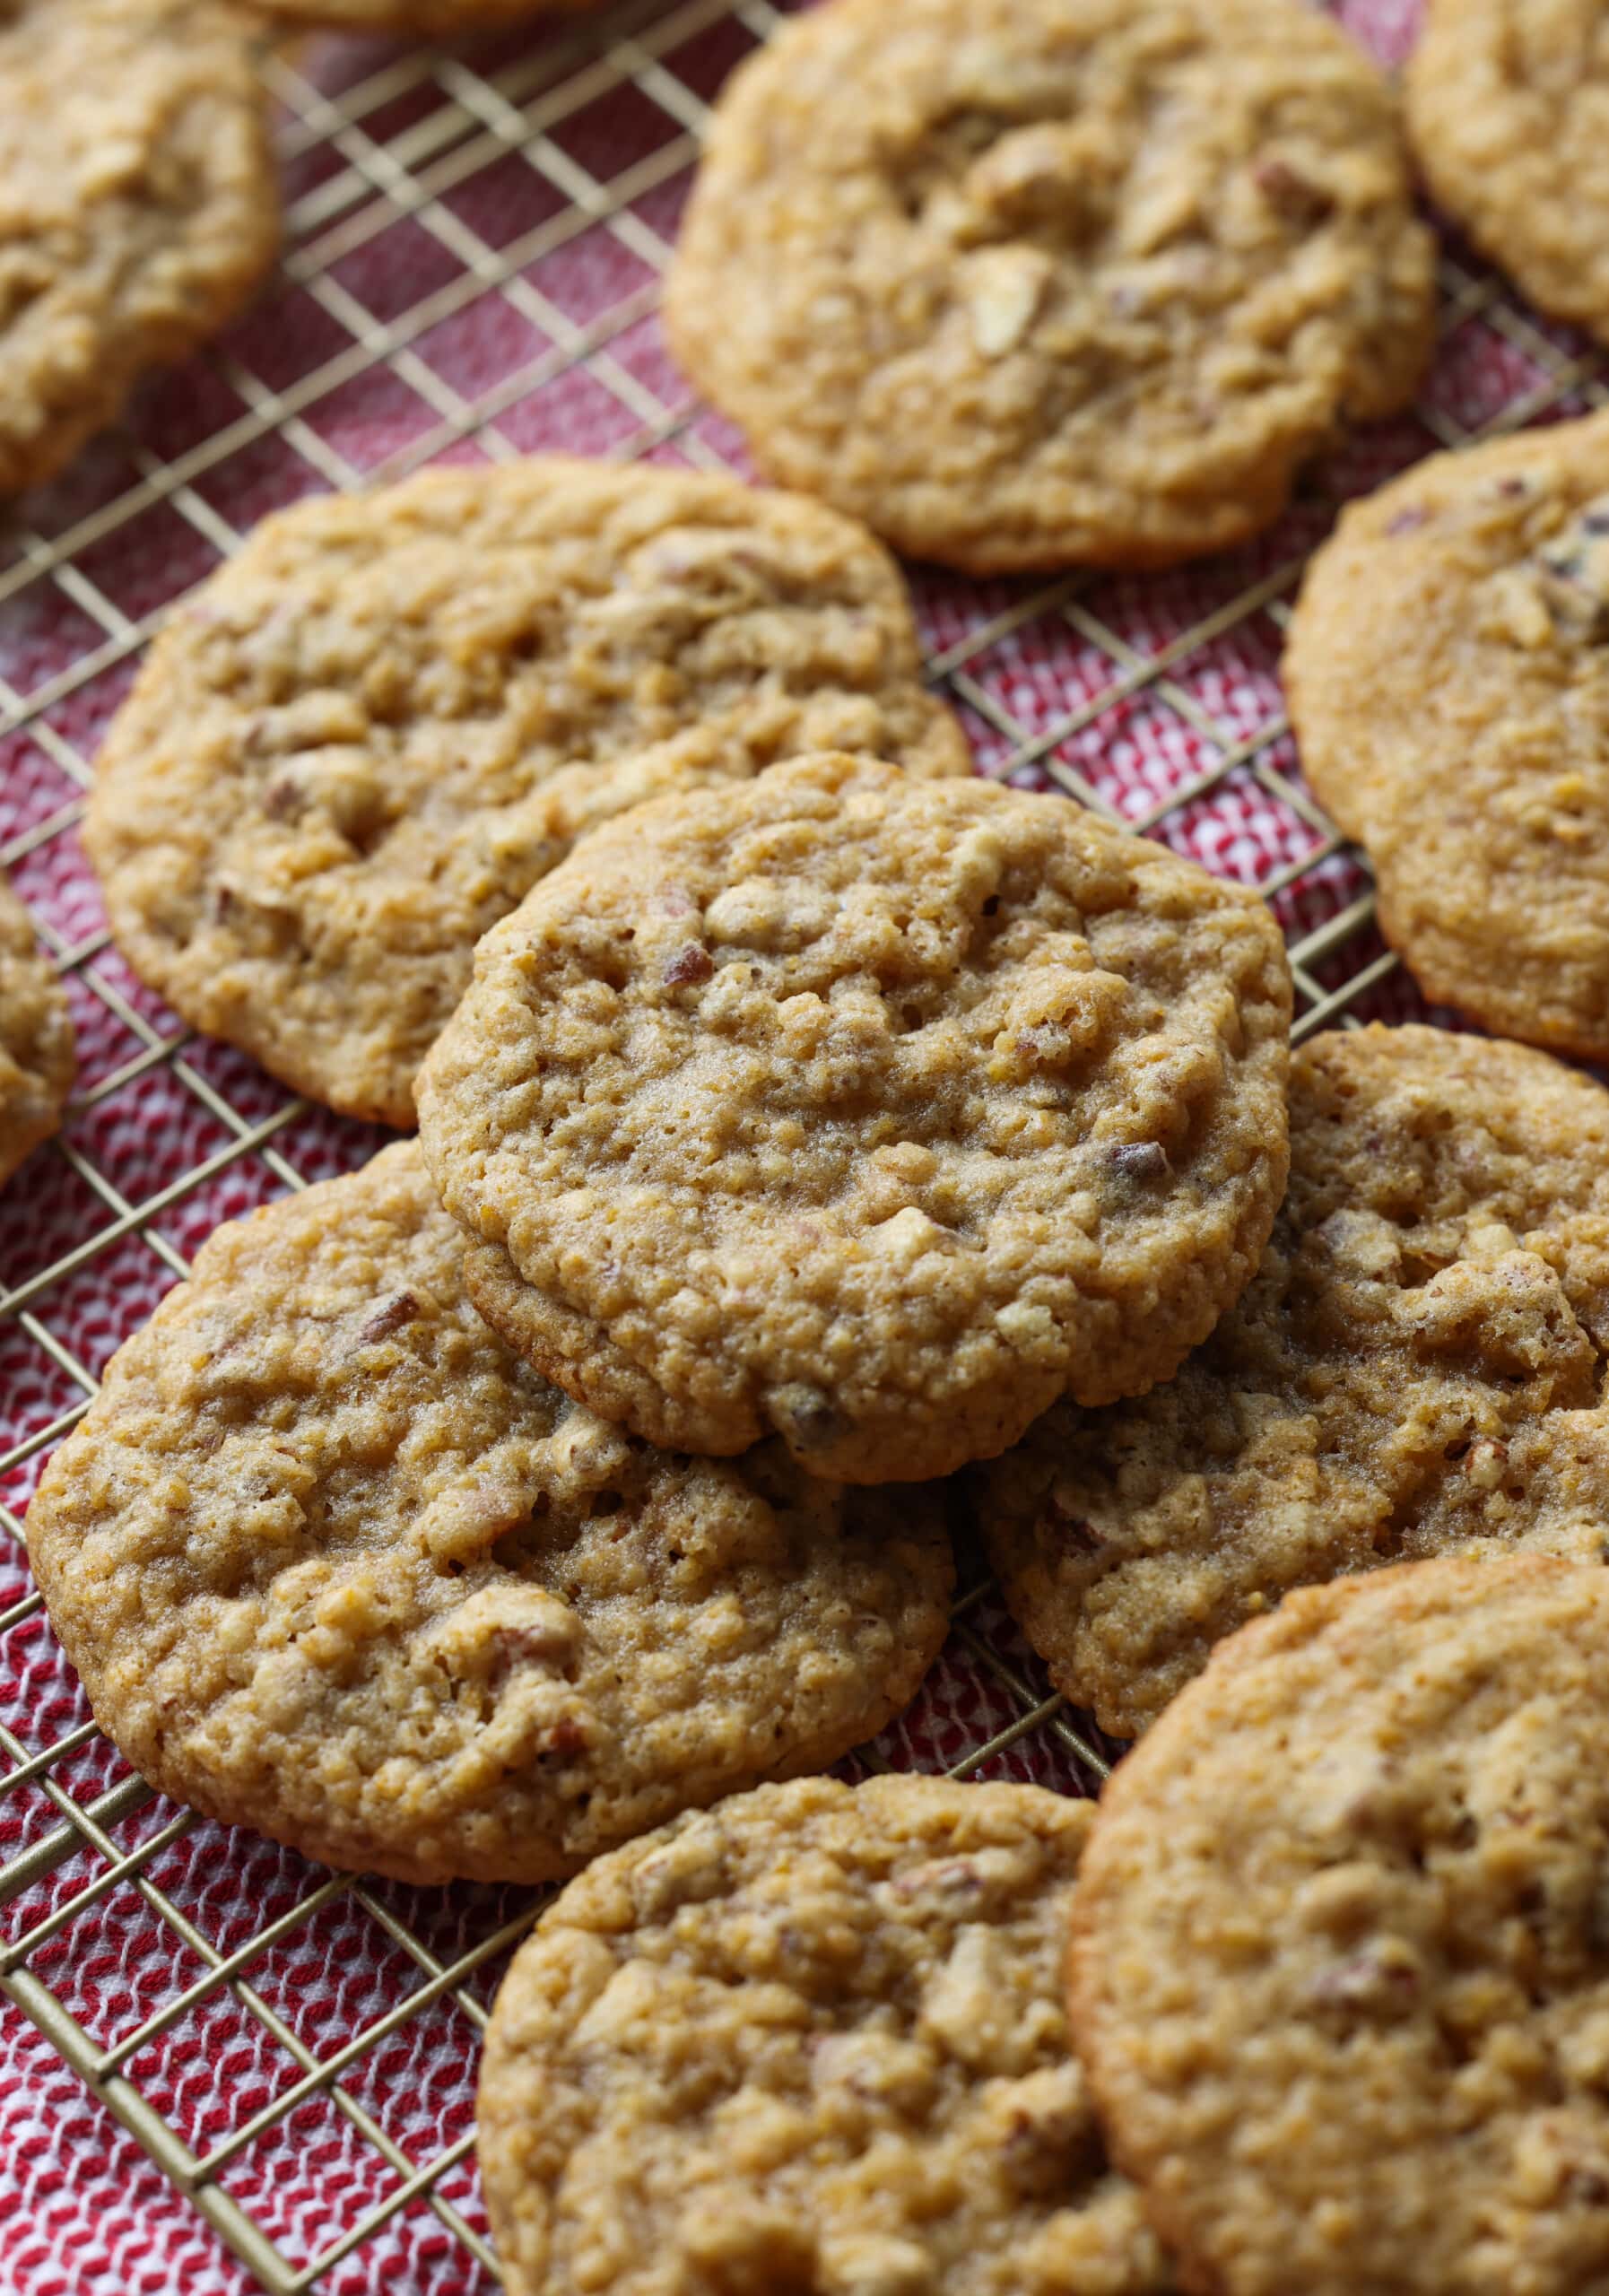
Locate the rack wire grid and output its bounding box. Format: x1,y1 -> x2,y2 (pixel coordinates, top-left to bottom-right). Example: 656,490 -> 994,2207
0,0 -> 1592,2285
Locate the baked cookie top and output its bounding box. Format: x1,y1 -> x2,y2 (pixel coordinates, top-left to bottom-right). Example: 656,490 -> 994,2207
1071,1553 -> 1609,2296
0,872 -> 74,1189
1285,412 -> 1609,1058
246,0 -> 578,30
663,0 -> 1434,575
974,1024 -> 1609,1737
479,1773 -> 1175,2296
416,752 -> 1292,1485
24,1143 -> 952,1885
0,0 -> 278,500
1408,0 -> 1609,345
85,458 -> 968,1128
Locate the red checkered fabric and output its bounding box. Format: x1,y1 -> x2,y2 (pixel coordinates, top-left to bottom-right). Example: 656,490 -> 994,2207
0,0 -> 1577,2286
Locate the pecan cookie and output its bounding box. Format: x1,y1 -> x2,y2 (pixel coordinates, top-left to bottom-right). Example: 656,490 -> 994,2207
664,0 -> 1434,574
1408,0 -> 1609,345
86,459 -> 968,1127
24,1144 -> 952,1884
1285,411 -> 1609,1058
0,0 -> 278,500
1071,1554 -> 1609,2296
416,752 -> 1292,1485
248,0 -> 578,30
974,1025 -> 1609,1739
0,872 -> 74,1189
480,1773 -> 1175,2296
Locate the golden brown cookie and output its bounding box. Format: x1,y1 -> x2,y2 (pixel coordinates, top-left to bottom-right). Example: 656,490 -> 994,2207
1286,413 -> 1609,1058
1071,1554 -> 1609,2296
0,871 -> 74,1189
416,752 -> 1293,1485
664,0 -> 1434,574
1407,0 -> 1609,345
0,0 -> 279,500
973,1024 -> 1609,1739
479,1773 -> 1176,2296
86,459 -> 969,1128
24,1144 -> 952,1884
248,0 -> 578,30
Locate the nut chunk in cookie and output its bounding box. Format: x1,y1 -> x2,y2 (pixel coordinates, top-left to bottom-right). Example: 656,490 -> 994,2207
975,1024 -> 1609,1737
1072,1555 -> 1609,2296
0,871 -> 74,1190
665,0 -> 1433,573
1286,408 -> 1609,1060
0,0 -> 279,500
417,754 -> 1292,1484
24,1144 -> 952,1885
86,458 -> 968,1128
479,1774 -> 1175,2296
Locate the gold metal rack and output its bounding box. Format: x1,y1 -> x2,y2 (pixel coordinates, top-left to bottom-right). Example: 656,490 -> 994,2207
0,3 -> 1594,2286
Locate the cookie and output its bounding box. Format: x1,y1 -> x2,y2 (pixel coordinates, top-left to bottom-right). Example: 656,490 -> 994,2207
1284,412 -> 1609,1059
479,1772 -> 1176,2296
248,0 -> 576,30
416,752 -> 1292,1485
23,1143 -> 952,1884
1407,0 -> 1609,346
974,1023 -> 1609,1739
1070,1553 -> 1609,2296
85,458 -> 969,1128
0,872 -> 74,1189
0,0 -> 278,501
663,0 -> 1434,575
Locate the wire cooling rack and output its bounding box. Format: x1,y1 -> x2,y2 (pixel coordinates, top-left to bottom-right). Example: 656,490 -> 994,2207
0,0 -> 1598,2286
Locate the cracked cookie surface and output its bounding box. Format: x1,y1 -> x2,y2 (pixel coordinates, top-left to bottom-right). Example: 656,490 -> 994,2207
1071,1555 -> 1609,2296
0,872 -> 74,1189
1286,411 -> 1609,1058
24,1143 -> 952,1884
0,0 -> 278,500
85,458 -> 968,1127
1407,0 -> 1609,347
479,1772 -> 1175,2296
974,1025 -> 1609,1739
664,0 -> 1434,574
416,752 -> 1292,1484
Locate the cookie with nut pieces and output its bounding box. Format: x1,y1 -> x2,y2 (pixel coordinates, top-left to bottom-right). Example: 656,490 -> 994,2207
87,458 -> 968,1127
0,871 -> 74,1191
665,0 -> 1434,572
416,752 -> 1292,1484
1071,1553 -> 1609,2296
975,1024 -> 1609,1739
0,0 -> 278,500
479,1773 -> 1176,2296
1286,409 -> 1609,1058
24,1144 -> 952,1884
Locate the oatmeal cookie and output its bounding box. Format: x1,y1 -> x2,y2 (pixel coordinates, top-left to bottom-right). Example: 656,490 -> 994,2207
663,0 -> 1434,575
416,752 -> 1292,1485
23,1144 -> 952,1884
479,1773 -> 1175,2296
248,0 -> 579,30
974,1025 -> 1609,1739
1407,0 -> 1609,346
0,0 -> 278,500
1071,1554 -> 1609,2296
0,872 -> 74,1189
1285,411 -> 1609,1058
86,459 -> 968,1128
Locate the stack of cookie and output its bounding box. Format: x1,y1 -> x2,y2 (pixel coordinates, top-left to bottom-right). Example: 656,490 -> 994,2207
32,468 -> 1298,1883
